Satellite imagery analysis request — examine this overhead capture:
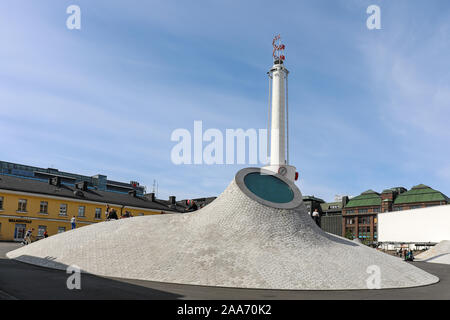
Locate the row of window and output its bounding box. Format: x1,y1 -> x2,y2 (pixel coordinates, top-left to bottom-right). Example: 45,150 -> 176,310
347,204 -> 445,214
35,225 -> 67,237
345,207 -> 380,214
0,223 -> 63,237
346,216 -> 372,225
2,197 -> 103,219
1,197 -> 148,219
346,226 -> 377,234
393,204 -> 439,211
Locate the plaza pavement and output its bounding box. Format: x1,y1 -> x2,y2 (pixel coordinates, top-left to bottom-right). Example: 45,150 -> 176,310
1,242 -> 450,300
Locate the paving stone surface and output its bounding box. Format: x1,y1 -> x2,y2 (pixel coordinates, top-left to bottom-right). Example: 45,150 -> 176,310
416,240 -> 450,265
7,170 -> 439,290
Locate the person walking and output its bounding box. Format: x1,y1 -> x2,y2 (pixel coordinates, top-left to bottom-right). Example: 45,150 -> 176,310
71,216 -> 76,230
23,228 -> 34,245
312,209 -> 320,227
105,204 -> 110,220
108,209 -> 118,220
408,249 -> 414,261
43,230 -> 48,238
190,200 -> 198,212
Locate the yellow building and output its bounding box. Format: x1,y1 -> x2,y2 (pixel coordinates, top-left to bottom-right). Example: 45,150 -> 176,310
0,174 -> 179,242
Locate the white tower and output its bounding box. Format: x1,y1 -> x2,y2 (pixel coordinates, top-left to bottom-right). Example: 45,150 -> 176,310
264,35 -> 297,182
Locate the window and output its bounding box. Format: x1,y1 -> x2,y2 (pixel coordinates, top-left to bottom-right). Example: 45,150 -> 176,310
394,207 -> 402,211
95,208 -> 102,219
372,207 -> 380,213
38,225 -> 47,237
358,216 -> 371,225
358,208 -> 368,214
0,196 -> 3,210
330,205 -> 339,209
78,206 -> 85,217
345,209 -> 355,214
358,226 -> 372,239
18,199 -> 27,212
40,201 -> 48,214
60,204 -> 67,216
346,218 -> 355,225
58,227 -> 66,234
410,205 -> 421,210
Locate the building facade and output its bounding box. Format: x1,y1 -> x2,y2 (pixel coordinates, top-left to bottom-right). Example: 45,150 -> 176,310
0,162 -> 186,242
342,185 -> 448,242
320,196 -> 348,237
302,195 -> 348,236
0,161 -> 146,195
302,196 -> 325,216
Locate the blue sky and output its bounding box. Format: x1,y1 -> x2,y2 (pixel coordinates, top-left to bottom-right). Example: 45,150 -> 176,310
0,1 -> 449,201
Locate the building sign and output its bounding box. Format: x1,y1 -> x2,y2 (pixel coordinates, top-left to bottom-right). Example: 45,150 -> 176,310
9,219 -> 32,224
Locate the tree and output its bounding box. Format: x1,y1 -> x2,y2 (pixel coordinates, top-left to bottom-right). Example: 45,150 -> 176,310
345,230 -> 354,240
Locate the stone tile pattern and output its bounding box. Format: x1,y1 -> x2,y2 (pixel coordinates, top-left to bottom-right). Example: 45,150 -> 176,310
7,176 -> 438,290
416,240 -> 450,265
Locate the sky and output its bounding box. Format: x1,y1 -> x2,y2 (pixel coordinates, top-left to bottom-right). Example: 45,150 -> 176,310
0,0 -> 449,201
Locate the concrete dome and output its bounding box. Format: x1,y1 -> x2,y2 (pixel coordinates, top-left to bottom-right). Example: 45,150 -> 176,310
416,240 -> 450,264
7,168 -> 438,290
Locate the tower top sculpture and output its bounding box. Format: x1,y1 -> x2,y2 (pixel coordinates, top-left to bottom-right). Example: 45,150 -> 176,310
272,34 -> 286,63
264,35 -> 298,182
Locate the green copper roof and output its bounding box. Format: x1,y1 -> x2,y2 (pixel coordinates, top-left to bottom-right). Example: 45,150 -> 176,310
345,190 -> 381,208
320,201 -> 342,211
393,184 -> 449,205
302,195 -> 325,203
382,187 -> 407,194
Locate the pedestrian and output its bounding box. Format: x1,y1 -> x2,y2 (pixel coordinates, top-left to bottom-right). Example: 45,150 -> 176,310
43,230 -> 48,238
71,216 -> 76,229
108,209 -> 118,220
190,200 -> 198,212
105,204 -> 110,220
312,209 -> 320,226
22,228 -> 34,245
407,249 -> 414,262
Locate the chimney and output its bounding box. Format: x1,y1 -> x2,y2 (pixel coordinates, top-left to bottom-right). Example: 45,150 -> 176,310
75,181 -> 88,191
341,196 -> 349,207
49,176 -> 61,187
73,190 -> 84,198
128,190 -> 137,197
169,196 -> 176,205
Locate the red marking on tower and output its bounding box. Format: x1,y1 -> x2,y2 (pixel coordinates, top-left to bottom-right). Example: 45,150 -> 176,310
272,34 -> 286,61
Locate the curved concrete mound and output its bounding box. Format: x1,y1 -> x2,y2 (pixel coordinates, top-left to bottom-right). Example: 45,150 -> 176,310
7,168 -> 438,290
416,240 -> 450,264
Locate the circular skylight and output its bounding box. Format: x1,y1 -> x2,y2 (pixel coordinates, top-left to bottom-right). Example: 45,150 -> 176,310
244,172 -> 294,203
